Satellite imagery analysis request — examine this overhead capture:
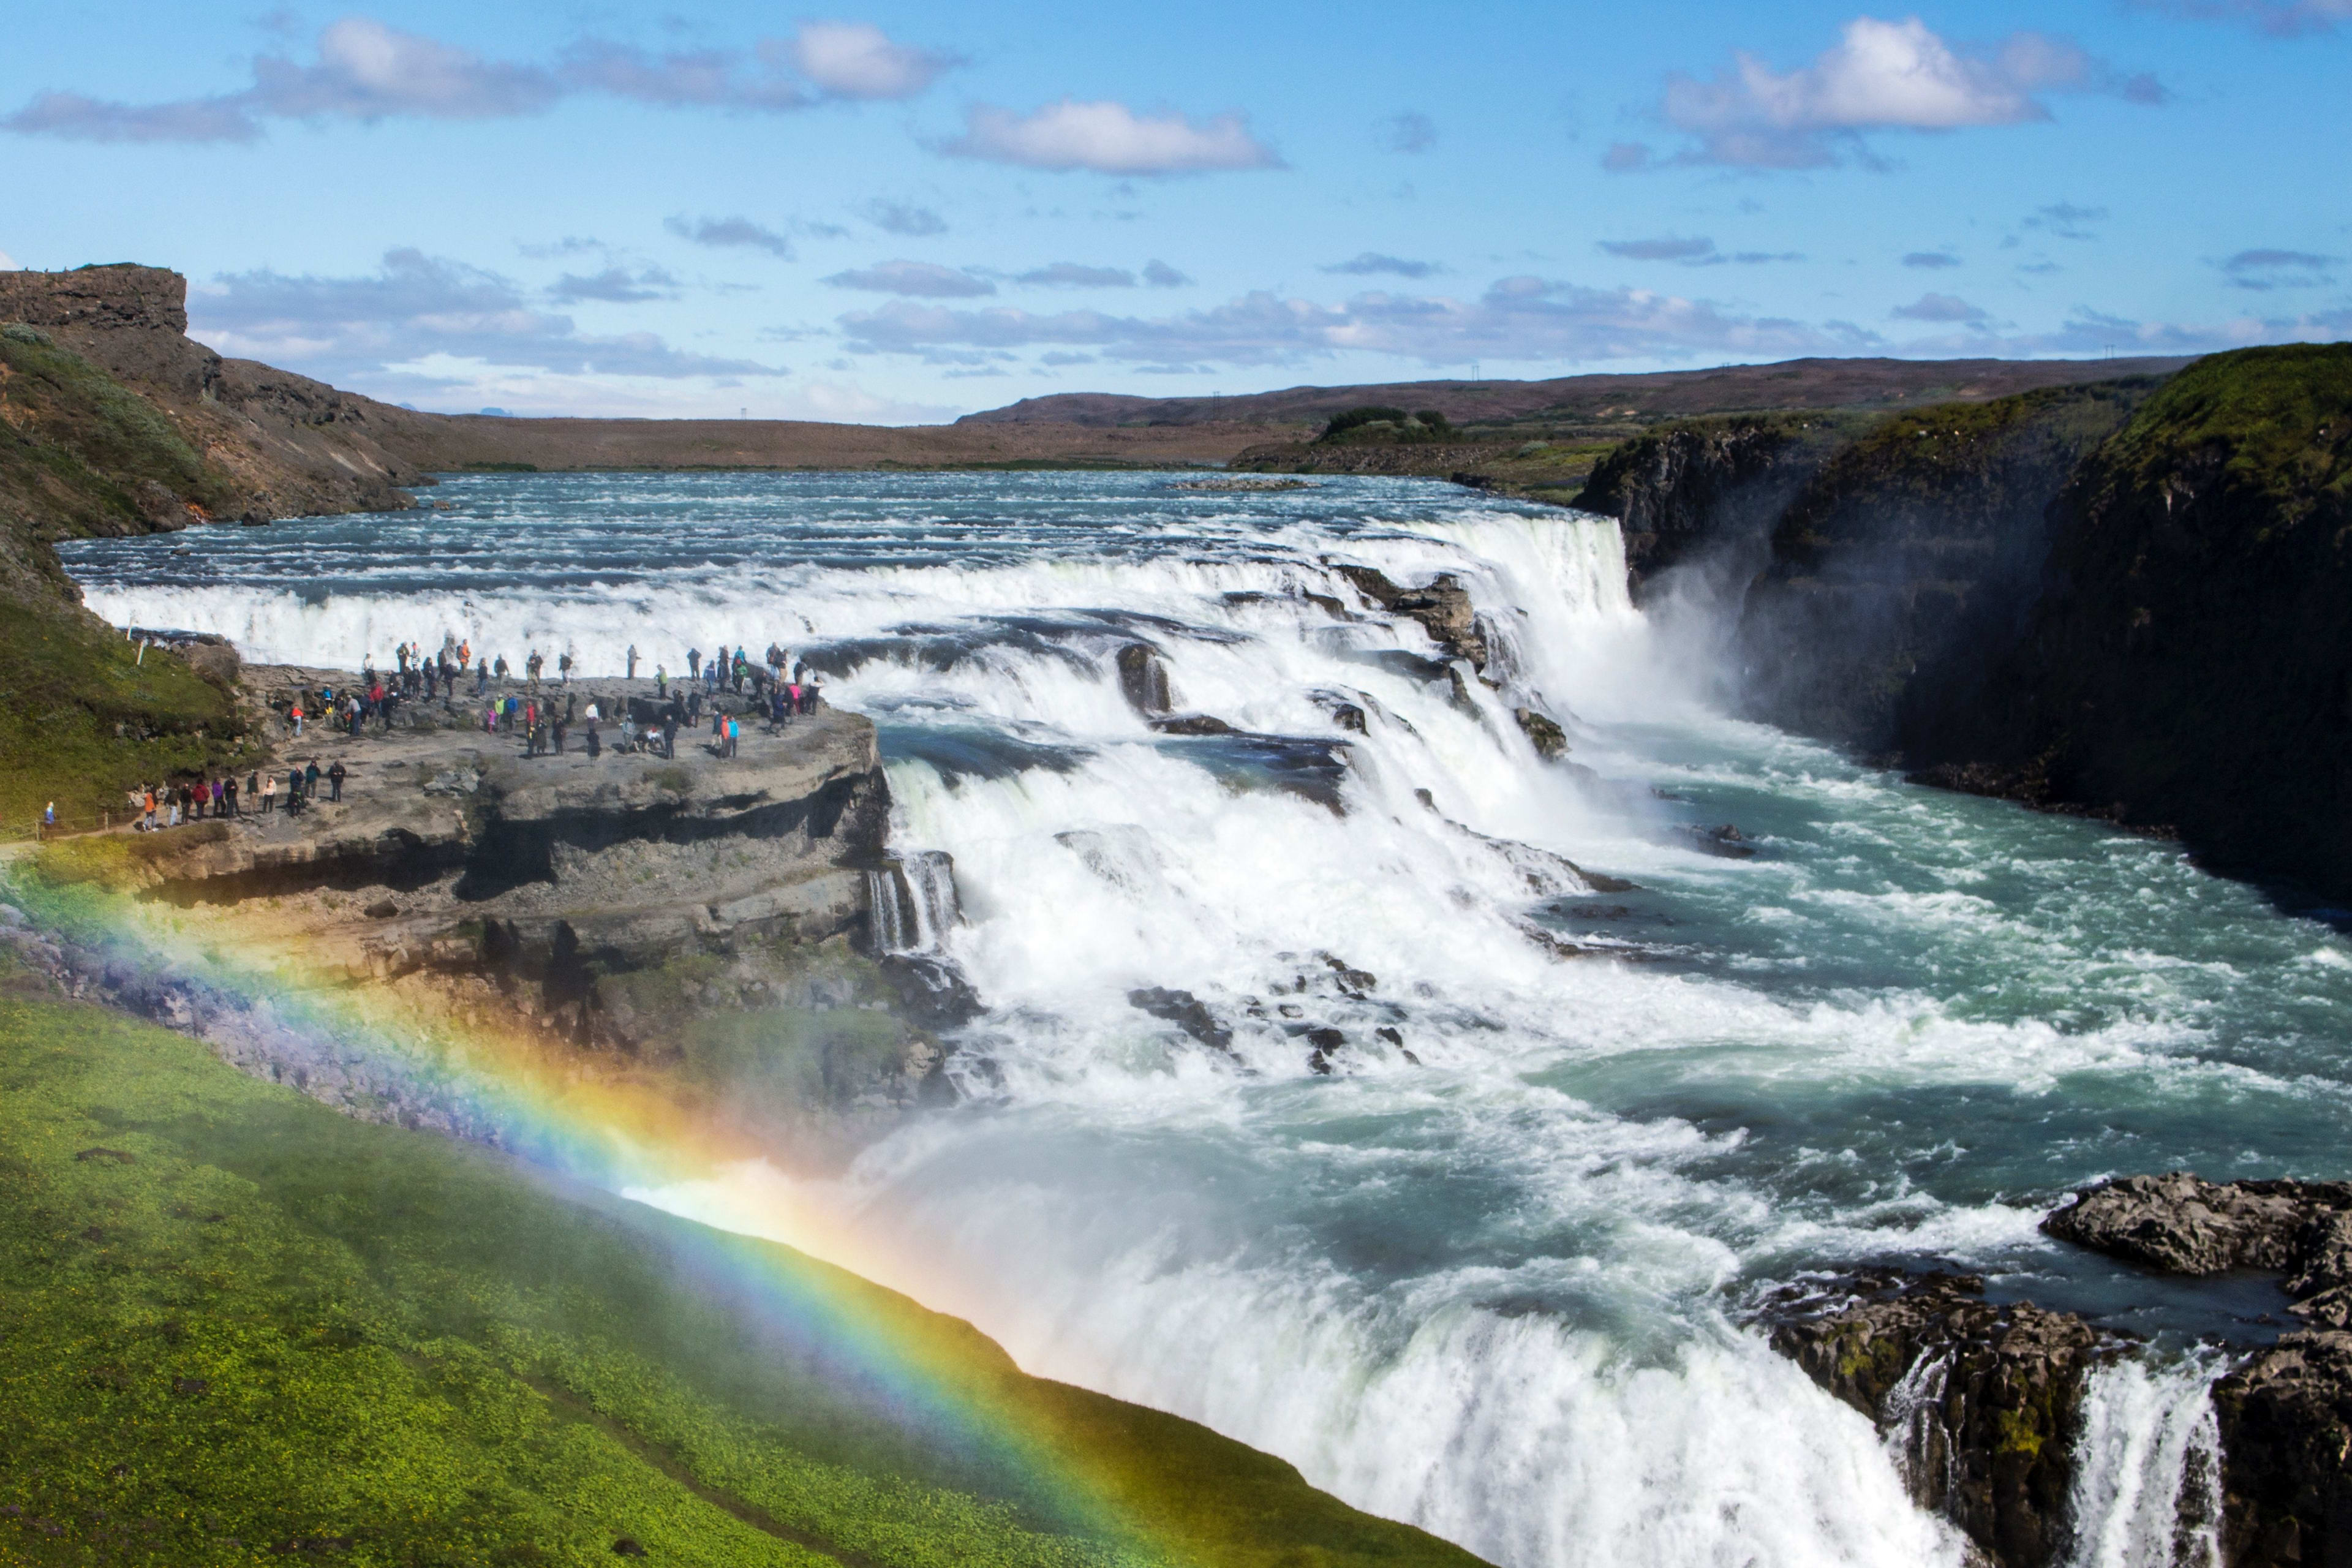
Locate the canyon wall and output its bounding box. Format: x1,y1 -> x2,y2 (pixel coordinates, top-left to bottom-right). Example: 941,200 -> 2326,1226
1574,344 -> 2352,903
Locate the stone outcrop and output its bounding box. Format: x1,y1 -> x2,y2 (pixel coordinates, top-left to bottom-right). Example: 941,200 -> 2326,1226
1758,1268 -> 2112,1568
2039,1172 -> 2352,1566
1571,415 -> 1850,597
1329,562 -> 1490,670
2043,1174 -> 2352,1312
26,668 -> 950,1156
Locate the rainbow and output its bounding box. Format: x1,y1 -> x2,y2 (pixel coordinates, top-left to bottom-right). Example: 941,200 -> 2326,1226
1,863 -> 1171,1561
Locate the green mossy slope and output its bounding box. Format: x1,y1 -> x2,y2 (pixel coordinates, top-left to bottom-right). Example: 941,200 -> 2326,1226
0,325 -> 237,549
0,965 -> 1487,1568
0,605 -> 252,837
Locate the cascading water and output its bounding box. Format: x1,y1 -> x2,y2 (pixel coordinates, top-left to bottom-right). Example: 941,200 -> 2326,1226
59,470 -> 2352,1568
2065,1358 -> 2226,1568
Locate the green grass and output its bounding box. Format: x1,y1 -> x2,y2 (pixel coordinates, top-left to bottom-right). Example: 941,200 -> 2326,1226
2093,342 -> 2352,522
0,962 -> 1488,1568
0,605 -> 254,836
0,326 -> 238,542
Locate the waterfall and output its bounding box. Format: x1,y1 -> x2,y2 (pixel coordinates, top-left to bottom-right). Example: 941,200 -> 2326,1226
2065,1356 -> 2227,1568
68,472 -> 2341,1568
869,852 -> 961,957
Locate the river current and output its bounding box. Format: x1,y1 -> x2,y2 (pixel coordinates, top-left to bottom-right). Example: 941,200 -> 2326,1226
59,471 -> 2352,1568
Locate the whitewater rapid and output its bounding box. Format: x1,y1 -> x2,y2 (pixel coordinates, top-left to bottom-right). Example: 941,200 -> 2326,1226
63,470 -> 2352,1568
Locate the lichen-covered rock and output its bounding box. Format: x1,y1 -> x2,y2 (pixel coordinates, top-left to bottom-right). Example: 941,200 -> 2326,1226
1757,1268 -> 2114,1568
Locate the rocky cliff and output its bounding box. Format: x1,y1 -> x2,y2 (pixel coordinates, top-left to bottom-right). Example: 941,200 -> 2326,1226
0,263 -> 425,546
1575,346 -> 2352,902
1906,345 -> 2352,894
1572,413 -> 1855,598
1736,380 -> 2155,748
24,670 -> 951,1158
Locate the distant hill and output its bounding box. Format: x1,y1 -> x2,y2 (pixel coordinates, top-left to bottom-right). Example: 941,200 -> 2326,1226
957,355 -> 2199,429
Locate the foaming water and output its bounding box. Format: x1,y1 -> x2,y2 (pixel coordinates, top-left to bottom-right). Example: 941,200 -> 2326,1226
62,471 -> 2352,1567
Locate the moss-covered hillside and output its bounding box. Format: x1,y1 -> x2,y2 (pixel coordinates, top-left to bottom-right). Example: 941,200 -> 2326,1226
0,957 -> 1487,1568
0,325 -> 239,560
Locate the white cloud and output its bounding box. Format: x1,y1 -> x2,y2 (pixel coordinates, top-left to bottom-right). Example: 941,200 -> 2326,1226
1014,263 -> 1136,288
1891,292 -> 1989,323
1376,110 -> 1436,153
4,17 -> 956,142
823,260 -> 995,297
859,200 -> 947,236
252,18 -> 562,121
1642,16 -> 2162,168
666,215 -> 794,259
838,276 -> 1872,369
780,21 -> 956,100
941,99 -> 1281,175
189,248 -> 786,383
1142,260 -> 1191,288
1600,237 -> 1717,262
2138,0 -> 2352,33
1321,252 -> 1441,278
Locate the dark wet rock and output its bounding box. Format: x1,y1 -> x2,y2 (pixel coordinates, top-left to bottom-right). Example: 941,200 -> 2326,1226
1304,1027 -> 1345,1074
363,899 -> 399,919
2041,1172 -> 2352,1566
1681,823 -> 1756,859
1513,707 -> 1568,760
1329,563 -> 1491,670
1308,690 -> 1369,734
2211,1330 -> 2352,1567
1115,643 -> 1172,715
1127,987 -> 1234,1055
1757,1268 -> 2114,1568
2043,1174 -> 2352,1305
1148,713 -> 1235,736
1320,956 -> 1376,997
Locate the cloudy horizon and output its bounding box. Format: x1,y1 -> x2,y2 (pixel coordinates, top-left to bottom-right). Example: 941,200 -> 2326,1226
4,1 -> 2345,422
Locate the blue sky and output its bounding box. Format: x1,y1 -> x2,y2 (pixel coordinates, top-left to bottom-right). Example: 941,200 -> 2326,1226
4,1 -> 2345,421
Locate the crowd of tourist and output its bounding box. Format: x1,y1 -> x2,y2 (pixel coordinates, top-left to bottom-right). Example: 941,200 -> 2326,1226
107,640 -> 831,836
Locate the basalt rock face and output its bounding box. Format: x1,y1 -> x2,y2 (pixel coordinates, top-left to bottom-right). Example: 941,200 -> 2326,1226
1571,415 -> 1851,599
2211,1330 -> 2352,1568
2042,1173 -> 2352,1292
1735,382 -> 2153,750
1758,1268 -> 2112,1568
1907,345 -> 2352,897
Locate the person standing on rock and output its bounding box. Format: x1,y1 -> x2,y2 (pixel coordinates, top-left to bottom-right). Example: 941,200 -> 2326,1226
526,650 -> 543,688
304,760 -> 320,799
328,760 -> 346,803
260,774 -> 275,814
552,714 -> 567,754
559,650 -> 573,685
223,774 -> 239,818
725,715 -> 739,758
627,644 -> 639,681
687,648 -> 700,683
585,721 -> 600,760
